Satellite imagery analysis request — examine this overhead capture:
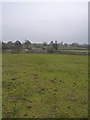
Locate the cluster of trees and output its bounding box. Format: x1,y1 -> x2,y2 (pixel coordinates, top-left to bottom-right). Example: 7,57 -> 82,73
2,40 -> 59,53
2,40 -> 32,53
1,40 -> 89,53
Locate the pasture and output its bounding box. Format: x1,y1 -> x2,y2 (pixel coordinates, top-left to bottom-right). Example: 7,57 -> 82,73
2,54 -> 88,118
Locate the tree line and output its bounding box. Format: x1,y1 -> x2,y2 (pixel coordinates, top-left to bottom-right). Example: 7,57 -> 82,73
1,40 -> 88,53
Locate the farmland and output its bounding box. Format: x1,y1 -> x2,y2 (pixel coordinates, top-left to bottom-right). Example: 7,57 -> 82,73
2,54 -> 88,118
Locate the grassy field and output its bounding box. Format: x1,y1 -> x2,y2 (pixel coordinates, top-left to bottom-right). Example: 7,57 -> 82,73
59,46 -> 88,50
60,50 -> 88,52
2,54 -> 88,118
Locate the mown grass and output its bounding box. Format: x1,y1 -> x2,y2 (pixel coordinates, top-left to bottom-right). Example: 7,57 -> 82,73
2,54 -> 88,118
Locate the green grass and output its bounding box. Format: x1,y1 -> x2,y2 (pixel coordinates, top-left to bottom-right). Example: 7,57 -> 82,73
2,54 -> 88,118
59,47 -> 87,50
60,50 -> 88,52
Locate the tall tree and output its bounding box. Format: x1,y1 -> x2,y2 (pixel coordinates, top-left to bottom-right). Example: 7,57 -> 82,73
14,40 -> 22,53
7,41 -> 14,49
53,40 -> 58,51
23,40 -> 31,50
2,42 -> 7,50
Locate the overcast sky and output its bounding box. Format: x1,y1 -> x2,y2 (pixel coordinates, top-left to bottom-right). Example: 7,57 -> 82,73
2,2 -> 88,44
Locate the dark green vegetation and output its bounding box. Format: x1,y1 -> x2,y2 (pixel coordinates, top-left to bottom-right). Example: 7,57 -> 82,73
2,40 -> 89,54
2,54 -> 88,118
